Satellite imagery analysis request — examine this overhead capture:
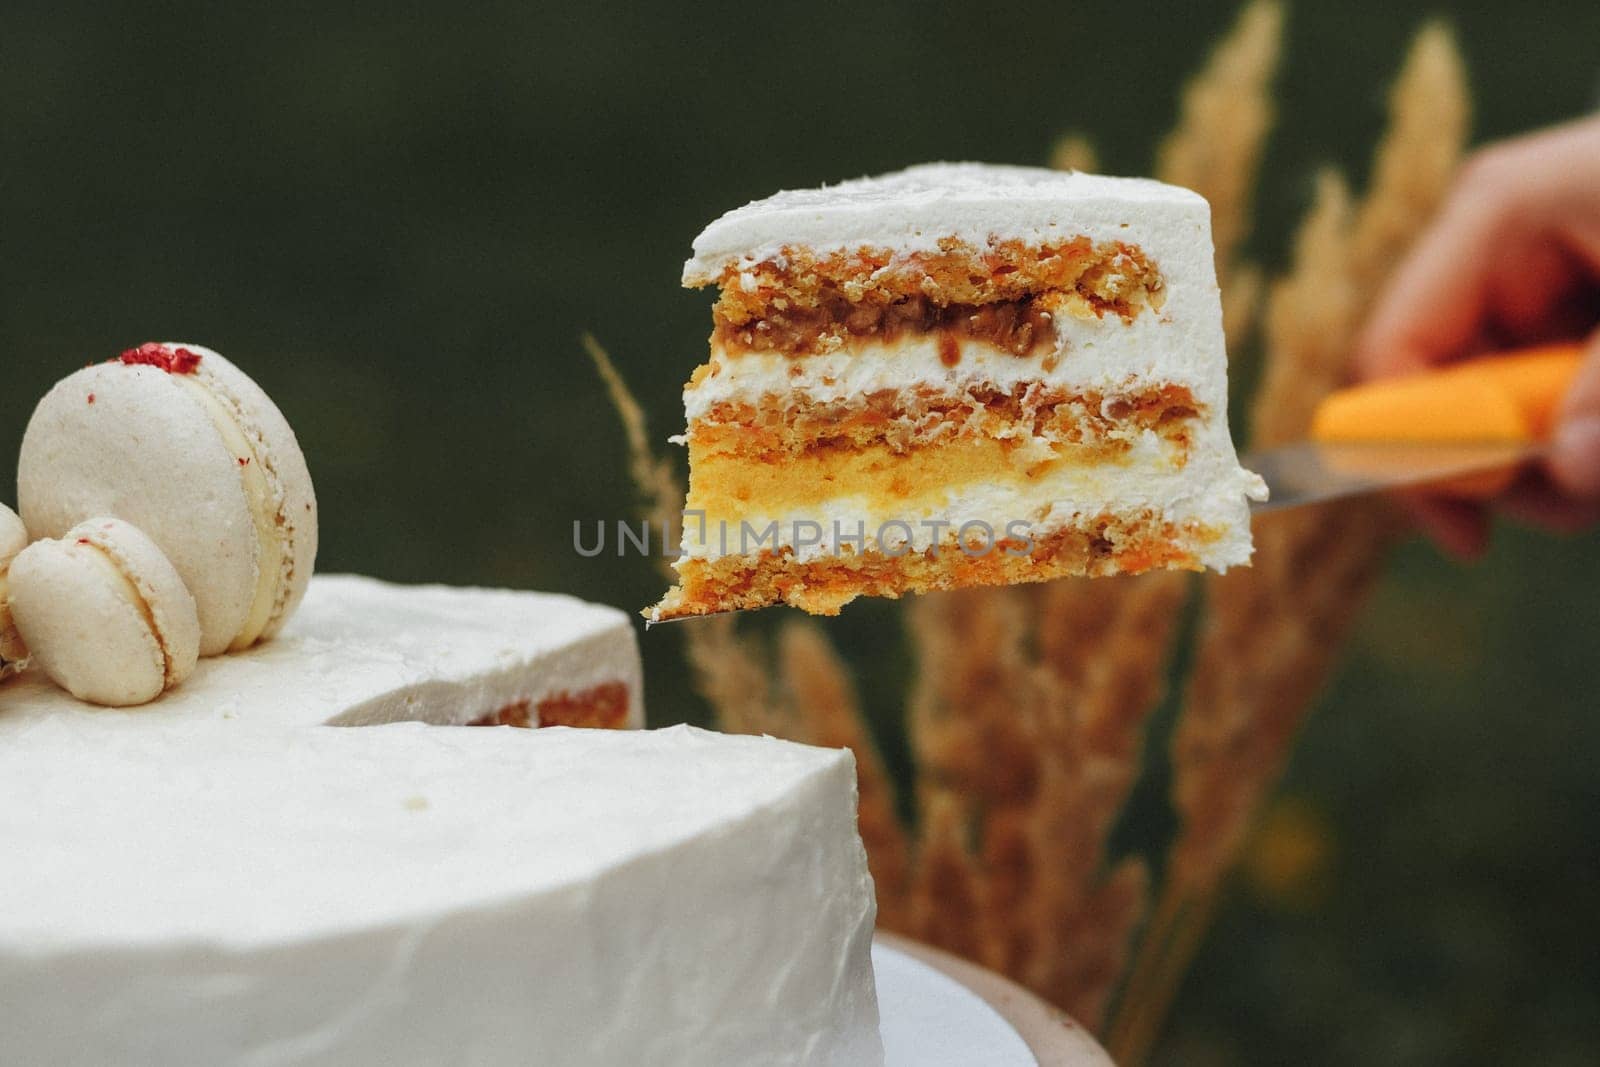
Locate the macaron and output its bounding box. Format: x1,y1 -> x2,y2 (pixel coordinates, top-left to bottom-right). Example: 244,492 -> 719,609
0,503 -> 29,678
19,343 -> 317,656
8,517 -> 201,707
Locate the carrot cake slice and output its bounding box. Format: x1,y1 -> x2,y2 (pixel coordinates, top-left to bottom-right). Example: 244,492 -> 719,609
650,163 -> 1266,621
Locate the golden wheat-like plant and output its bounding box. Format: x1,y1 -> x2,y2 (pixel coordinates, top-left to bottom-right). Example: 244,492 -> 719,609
1107,18 -> 1469,1063
592,5 -> 1470,1058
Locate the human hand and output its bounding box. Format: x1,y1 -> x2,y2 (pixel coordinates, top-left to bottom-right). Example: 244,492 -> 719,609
1355,115 -> 1600,558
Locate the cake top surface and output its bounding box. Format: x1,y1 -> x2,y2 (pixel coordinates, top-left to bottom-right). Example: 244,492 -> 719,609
0,573 -> 642,730
0,722 -> 849,949
684,162 -> 1207,283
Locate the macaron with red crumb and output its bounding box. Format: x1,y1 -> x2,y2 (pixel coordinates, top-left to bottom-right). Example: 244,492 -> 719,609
18,343 -> 317,657
7,517 -> 201,707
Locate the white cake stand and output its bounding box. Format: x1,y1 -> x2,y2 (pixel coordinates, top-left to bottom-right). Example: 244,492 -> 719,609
874,935 -> 1112,1066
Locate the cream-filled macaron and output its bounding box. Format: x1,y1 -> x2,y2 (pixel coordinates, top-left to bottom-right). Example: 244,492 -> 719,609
19,343 -> 317,656
0,503 -> 29,678
8,517 -> 201,706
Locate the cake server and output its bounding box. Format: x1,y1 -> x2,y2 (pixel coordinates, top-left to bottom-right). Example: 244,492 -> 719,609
1243,343 -> 1582,514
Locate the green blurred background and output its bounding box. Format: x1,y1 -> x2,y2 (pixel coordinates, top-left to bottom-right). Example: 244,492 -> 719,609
3,1 -> 1596,1062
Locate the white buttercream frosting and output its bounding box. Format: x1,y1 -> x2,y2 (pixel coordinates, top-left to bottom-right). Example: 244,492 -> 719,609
683,162 -> 1208,284
0,575 -> 884,1064
685,327 -> 1218,419
0,722 -> 882,1066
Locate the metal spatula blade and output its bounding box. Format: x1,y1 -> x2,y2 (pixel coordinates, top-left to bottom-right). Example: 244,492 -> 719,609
1243,440 -> 1540,514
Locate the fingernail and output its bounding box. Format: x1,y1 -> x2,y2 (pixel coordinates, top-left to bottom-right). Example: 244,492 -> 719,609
1550,416 -> 1600,497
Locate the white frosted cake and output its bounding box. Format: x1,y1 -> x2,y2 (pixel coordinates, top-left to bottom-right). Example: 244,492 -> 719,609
0,576 -> 883,1066
652,162 -> 1265,620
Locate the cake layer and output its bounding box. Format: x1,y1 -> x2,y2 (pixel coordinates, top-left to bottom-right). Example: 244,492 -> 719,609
0,573 -> 644,731
710,239 -> 1163,356
466,682 -> 631,729
658,509 -> 1206,618
676,438 -> 1251,560
688,381 -> 1200,458
683,435 -> 1192,530
0,722 -> 883,1066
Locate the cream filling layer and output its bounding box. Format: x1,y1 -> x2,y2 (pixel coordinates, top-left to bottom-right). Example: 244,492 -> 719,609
678,432 -> 1262,569
173,376 -> 283,651
684,312 -> 1223,422
71,540 -> 171,684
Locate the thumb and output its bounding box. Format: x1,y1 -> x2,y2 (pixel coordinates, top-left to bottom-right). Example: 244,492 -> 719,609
1547,329 -> 1600,499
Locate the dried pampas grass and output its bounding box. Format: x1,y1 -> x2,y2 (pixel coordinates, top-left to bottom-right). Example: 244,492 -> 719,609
1157,0 -> 1282,354
1108,17 -> 1469,1063
592,5 -> 1472,1060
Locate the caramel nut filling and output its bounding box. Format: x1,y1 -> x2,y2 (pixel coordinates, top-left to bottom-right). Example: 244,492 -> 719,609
466,682 -> 632,730
707,237 -> 1165,357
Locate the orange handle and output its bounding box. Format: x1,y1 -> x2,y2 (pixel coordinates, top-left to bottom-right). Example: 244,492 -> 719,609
1312,342 -> 1584,444
1310,342 -> 1584,497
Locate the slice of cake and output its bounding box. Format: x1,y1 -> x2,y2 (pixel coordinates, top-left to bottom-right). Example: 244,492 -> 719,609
2,573 -> 645,730
0,722 -> 882,1066
650,163 -> 1266,621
